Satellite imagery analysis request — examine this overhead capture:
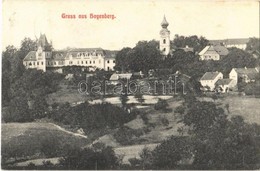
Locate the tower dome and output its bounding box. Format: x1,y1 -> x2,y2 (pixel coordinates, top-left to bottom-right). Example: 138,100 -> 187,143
161,15 -> 169,28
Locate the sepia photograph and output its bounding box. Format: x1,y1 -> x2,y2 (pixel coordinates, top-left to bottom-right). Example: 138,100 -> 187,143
1,0 -> 260,170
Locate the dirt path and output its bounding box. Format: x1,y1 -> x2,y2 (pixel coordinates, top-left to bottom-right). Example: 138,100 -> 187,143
48,123 -> 88,139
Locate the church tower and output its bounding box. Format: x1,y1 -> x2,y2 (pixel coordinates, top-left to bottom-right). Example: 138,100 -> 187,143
36,34 -> 52,72
159,15 -> 170,56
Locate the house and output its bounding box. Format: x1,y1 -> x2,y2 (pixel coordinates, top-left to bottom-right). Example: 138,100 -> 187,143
209,38 -> 249,50
215,79 -> 236,93
200,72 -> 223,91
229,67 -> 259,85
199,45 -> 229,60
109,73 -> 133,85
23,34 -> 117,72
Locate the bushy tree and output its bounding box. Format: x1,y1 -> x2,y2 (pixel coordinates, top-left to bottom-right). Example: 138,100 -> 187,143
59,144 -> 119,170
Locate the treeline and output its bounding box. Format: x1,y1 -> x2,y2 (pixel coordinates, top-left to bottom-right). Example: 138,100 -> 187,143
115,37 -> 259,81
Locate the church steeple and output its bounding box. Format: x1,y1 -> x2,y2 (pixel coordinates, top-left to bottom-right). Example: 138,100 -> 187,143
161,15 -> 169,28
159,15 -> 170,56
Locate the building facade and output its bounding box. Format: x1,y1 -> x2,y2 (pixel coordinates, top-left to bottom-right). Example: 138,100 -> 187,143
200,72 -> 223,91
23,34 -> 117,72
199,45 -> 229,61
159,15 -> 170,56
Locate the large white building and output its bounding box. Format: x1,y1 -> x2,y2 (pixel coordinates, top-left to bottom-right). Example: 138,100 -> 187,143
23,34 -> 117,72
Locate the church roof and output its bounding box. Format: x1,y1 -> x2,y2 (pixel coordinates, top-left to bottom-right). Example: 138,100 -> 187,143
161,15 -> 169,28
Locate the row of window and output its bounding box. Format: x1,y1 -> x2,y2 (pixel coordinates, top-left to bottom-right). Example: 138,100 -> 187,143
25,59 -> 115,67
76,52 -> 102,57
25,61 -> 44,66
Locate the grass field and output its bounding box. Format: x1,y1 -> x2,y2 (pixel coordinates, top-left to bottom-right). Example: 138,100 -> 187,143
199,95 -> 260,124
1,122 -> 90,164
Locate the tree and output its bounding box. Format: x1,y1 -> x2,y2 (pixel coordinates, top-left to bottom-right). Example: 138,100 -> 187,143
60,145 -> 119,170
172,34 -> 209,52
246,37 -> 260,52
115,40 -> 163,73
152,136 -> 192,169
115,47 -> 132,71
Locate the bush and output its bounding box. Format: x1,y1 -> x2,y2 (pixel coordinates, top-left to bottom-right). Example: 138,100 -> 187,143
154,98 -> 169,112
113,127 -> 144,145
160,116 -> 169,126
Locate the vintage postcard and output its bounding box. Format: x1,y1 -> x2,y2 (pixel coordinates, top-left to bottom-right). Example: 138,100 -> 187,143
1,0 -> 260,170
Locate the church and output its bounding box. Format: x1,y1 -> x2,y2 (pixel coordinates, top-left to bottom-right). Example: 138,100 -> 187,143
23,34 -> 117,72
23,16 -> 170,72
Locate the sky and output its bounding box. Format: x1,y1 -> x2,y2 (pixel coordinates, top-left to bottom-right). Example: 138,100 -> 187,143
2,0 -> 259,51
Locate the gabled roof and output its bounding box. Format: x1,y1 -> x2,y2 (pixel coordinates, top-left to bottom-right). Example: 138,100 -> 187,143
215,79 -> 233,86
233,68 -> 259,80
199,45 -> 228,56
23,51 -> 37,61
200,72 -> 222,81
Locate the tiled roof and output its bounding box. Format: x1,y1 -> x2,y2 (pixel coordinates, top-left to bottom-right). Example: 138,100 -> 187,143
199,45 -> 228,56
23,48 -> 118,61
200,72 -> 222,81
233,68 -> 259,80
213,45 -> 229,56
215,79 -> 233,86
23,51 -> 37,61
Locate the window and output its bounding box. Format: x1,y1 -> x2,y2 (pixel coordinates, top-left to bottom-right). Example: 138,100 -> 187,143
42,62 -> 44,65
113,60 -> 115,63
163,48 -> 166,52
37,62 -> 39,65
90,61 -> 92,64
107,60 -> 110,63
82,61 -> 83,64
77,61 -> 79,64
163,39 -> 166,44
107,67 -> 110,70
93,60 -> 95,64
54,62 -> 56,65
99,60 -> 101,64
33,62 -> 35,65
69,61 -> 73,64
86,61 -> 88,64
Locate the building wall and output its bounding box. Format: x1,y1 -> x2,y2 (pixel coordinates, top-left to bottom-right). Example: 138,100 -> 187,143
229,69 -> 238,85
200,53 -> 220,61
160,33 -> 170,56
226,44 -> 247,50
200,73 -> 223,91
